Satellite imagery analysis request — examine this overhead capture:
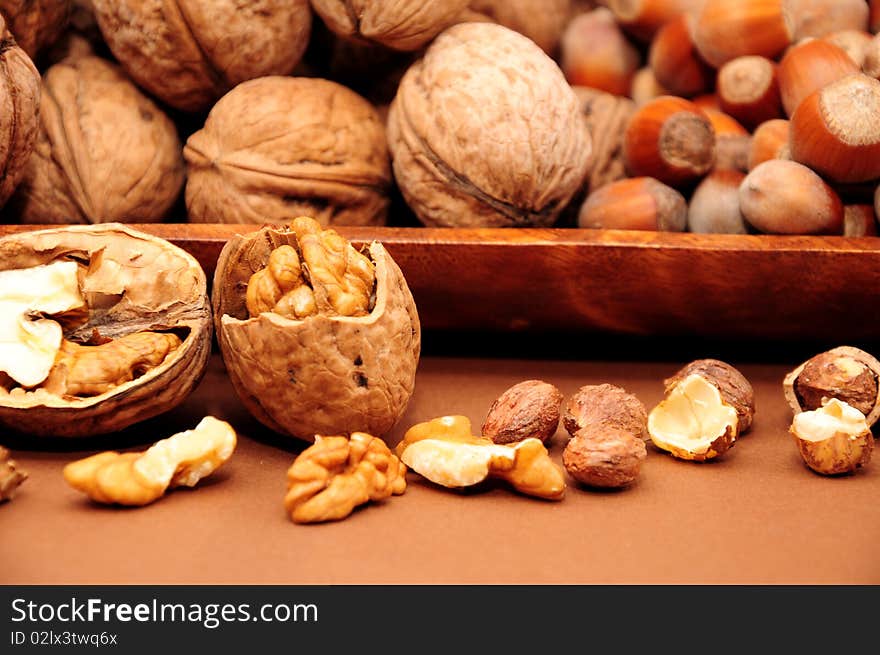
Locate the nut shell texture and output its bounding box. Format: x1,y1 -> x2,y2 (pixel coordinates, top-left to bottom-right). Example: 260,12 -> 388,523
214,226 -> 420,441
387,22 -> 592,228
563,428 -> 647,488
0,225 -> 212,437
482,380 -> 563,444
469,0 -> 573,55
11,56 -> 184,224
664,359 -> 755,434
563,383 -> 649,442
0,16 -> 39,209
185,77 -> 391,226
0,0 -> 71,58
91,0 -> 312,112
311,0 -> 469,51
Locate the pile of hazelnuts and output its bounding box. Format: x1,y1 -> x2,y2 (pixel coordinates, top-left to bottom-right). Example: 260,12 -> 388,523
567,0 -> 880,237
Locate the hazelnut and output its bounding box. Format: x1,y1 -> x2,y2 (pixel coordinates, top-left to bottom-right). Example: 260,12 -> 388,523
630,67 -> 670,107
563,428 -> 647,489
562,384 -> 649,442
688,169 -> 749,234
623,96 -> 716,187
739,160 -> 844,234
778,39 -> 858,117
748,118 -> 790,170
664,359 -> 755,434
703,109 -> 751,172
717,56 -> 783,129
789,0 -> 869,42
561,9 -> 641,96
790,399 -> 873,476
482,380 -> 564,445
789,73 -> 880,184
783,346 -> 880,427
692,94 -> 722,111
822,30 -> 873,67
649,13 -> 713,98
872,0 -> 880,34
578,177 -> 687,232
606,0 -> 703,42
843,204 -> 878,237
692,0 -> 795,69
862,33 -> 880,79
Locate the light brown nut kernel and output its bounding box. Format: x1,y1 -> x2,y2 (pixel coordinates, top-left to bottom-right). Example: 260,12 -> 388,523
398,416 -> 565,500
563,428 -> 647,488
664,359 -> 755,434
284,432 -> 406,524
482,380 -> 563,445
783,346 -> 880,427
63,416 -> 237,506
563,384 -> 649,442
0,446 -> 27,502
790,399 -> 873,476
648,373 -> 739,461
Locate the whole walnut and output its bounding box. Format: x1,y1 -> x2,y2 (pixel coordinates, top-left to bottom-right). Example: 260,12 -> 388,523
311,0 -> 469,51
467,0 -> 572,54
90,0 -> 312,112
388,23 -> 592,228
185,77 -> 391,226
0,0 -> 71,59
10,56 -> 184,224
0,15 -> 39,209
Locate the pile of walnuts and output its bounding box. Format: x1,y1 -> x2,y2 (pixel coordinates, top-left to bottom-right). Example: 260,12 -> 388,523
1,1 -> 880,236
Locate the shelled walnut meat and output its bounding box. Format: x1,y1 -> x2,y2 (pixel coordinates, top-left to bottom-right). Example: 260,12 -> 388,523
90,0 -> 312,112
311,0 -> 469,52
213,217 -> 420,441
0,446 -> 27,501
388,22 -> 592,228
0,0 -> 71,59
0,14 -> 39,210
0,225 -> 212,438
10,56 -> 184,224
185,77 -> 391,226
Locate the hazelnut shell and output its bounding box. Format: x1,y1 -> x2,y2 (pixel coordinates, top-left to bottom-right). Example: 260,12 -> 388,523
664,359 -> 755,434
562,383 -> 649,442
563,428 -> 647,488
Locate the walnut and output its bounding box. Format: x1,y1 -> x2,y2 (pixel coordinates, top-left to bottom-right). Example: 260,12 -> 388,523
563,384 -> 649,442
0,15 -> 39,210
784,346 -> 880,428
90,0 -> 312,112
466,0 -> 572,54
387,22 -> 592,228
284,432 -> 407,524
311,0 -> 469,51
575,89 -> 636,192
64,416 -> 237,506
9,56 -> 184,224
213,220 -> 420,441
0,224 -> 212,438
563,428 -> 647,488
0,0 -> 71,58
482,380 -> 563,444
185,77 -> 391,226
0,446 -> 27,502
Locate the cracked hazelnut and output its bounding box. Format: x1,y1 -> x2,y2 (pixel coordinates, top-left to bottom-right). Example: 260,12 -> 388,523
664,358 -> 755,434
563,428 -> 647,488
482,380 -> 563,445
783,346 -> 880,428
790,399 -> 873,476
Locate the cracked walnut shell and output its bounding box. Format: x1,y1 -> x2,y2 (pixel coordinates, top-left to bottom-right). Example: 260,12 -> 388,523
10,56 -> 184,224
0,15 -> 39,210
213,221 -> 420,441
0,224 -> 212,438
284,432 -> 406,524
387,22 -> 592,228
311,0 -> 469,52
90,0 -> 311,113
185,77 -> 391,226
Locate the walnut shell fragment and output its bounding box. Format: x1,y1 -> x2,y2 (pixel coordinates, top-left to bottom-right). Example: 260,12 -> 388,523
213,222 -> 420,441
790,399 -> 873,476
185,77 -> 391,226
783,346 -> 880,428
10,56 -> 184,224
482,380 -> 563,444
90,0 -> 312,112
0,224 -> 212,438
387,22 -> 592,228
664,359 -> 755,434
0,0 -> 71,59
311,0 -> 469,52
0,14 -> 40,209
0,445 -> 27,501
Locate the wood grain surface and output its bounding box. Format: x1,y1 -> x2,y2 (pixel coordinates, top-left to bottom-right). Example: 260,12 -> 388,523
2,224 -> 879,340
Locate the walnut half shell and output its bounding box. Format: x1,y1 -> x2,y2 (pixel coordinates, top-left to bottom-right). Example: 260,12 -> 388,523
213,224 -> 420,441
0,225 -> 212,437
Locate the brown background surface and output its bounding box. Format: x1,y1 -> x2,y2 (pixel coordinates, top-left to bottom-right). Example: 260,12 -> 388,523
2,342 -> 879,585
